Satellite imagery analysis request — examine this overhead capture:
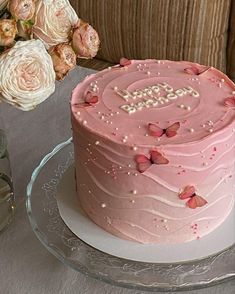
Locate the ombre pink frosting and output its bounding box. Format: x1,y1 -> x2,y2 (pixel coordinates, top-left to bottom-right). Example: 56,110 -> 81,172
71,60 -> 235,244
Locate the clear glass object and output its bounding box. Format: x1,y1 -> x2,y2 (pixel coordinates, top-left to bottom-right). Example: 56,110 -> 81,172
0,129 -> 15,232
26,138 -> 235,292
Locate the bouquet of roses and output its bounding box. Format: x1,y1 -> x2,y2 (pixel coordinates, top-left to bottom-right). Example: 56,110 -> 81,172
0,0 -> 100,111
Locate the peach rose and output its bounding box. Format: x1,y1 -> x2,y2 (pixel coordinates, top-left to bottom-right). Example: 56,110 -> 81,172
0,19 -> 17,46
0,39 -> 55,111
49,43 -> 76,80
33,0 -> 79,49
9,0 -> 35,21
72,20 -> 100,59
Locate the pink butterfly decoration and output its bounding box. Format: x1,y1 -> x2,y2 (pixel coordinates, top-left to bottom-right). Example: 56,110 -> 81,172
179,185 -> 208,209
135,150 -> 169,173
148,122 -> 180,138
76,91 -> 99,107
120,57 -> 132,67
224,96 -> 235,107
184,66 -> 210,75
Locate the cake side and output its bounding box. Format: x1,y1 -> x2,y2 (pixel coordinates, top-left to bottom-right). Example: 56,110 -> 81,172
71,59 -> 235,244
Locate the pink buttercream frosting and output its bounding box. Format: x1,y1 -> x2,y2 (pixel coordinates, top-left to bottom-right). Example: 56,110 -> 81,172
71,60 -> 235,244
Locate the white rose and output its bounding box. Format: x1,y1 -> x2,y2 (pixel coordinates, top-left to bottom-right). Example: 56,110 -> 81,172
33,0 -> 79,49
0,39 -> 56,111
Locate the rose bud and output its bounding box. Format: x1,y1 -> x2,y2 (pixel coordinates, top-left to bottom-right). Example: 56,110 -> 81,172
72,20 -> 100,59
33,0 -> 79,49
49,43 -> 76,80
9,0 -> 35,21
0,39 -> 55,111
0,19 -> 17,47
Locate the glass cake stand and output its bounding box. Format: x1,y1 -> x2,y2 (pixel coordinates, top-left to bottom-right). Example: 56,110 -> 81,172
26,138 -> 235,292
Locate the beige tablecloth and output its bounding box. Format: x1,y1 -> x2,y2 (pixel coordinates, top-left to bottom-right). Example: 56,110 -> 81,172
0,66 -> 234,294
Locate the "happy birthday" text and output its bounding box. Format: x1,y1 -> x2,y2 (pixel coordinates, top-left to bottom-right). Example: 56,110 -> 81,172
116,82 -> 199,114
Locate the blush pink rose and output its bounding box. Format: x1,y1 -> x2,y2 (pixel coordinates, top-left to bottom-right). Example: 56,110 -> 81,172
9,0 -> 35,21
72,20 -> 100,59
0,40 -> 55,111
33,0 -> 79,49
49,43 -> 76,80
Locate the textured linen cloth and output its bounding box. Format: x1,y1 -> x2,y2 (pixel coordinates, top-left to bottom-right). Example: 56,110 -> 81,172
0,66 -> 234,294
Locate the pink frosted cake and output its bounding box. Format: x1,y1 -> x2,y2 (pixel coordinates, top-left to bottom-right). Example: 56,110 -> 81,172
71,59 -> 235,244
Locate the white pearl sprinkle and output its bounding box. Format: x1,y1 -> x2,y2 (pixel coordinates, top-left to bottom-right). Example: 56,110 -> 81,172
119,166 -> 122,170
127,172 -> 131,175
88,190 -> 91,194
132,146 -> 138,151
95,141 -> 100,145
145,133 -> 149,137
147,71 -> 151,75
232,91 -> 235,95
122,139 -> 127,143
108,67 -> 111,70
179,104 -> 185,109
124,135 -> 128,139
131,200 -> 135,203
114,86 -> 118,91
157,72 -> 160,75
116,111 -> 120,114
134,173 -> 138,176
83,120 -> 87,125
202,124 -> 206,128
209,128 -> 214,133
132,190 -> 137,195
203,162 -> 208,166
221,79 -> 225,82
128,164 -> 132,168
76,111 -> 80,115
186,106 -> 191,111
161,219 -> 168,223
101,203 -> 106,208
115,127 -> 119,130
189,128 -> 194,133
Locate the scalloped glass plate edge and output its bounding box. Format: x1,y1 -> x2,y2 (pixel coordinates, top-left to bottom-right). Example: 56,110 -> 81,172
26,138 -> 235,292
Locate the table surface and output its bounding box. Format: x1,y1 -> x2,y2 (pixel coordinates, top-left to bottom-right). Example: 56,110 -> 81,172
0,66 -> 234,294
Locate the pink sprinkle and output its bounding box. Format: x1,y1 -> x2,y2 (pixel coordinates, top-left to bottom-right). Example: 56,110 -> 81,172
177,172 -> 181,175
112,132 -> 116,136
182,170 -> 186,173
213,147 -> 217,152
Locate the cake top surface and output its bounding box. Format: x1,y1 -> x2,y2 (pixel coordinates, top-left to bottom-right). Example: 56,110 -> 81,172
71,59 -> 235,146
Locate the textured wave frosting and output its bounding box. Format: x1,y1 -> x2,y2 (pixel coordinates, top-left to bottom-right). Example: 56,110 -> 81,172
71,60 -> 235,244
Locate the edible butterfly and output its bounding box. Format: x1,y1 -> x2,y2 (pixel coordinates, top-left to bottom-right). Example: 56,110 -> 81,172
135,150 -> 169,173
148,122 -> 180,138
224,96 -> 235,107
178,185 -> 208,209
184,66 -> 210,75
120,57 -> 132,67
76,91 -> 99,107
